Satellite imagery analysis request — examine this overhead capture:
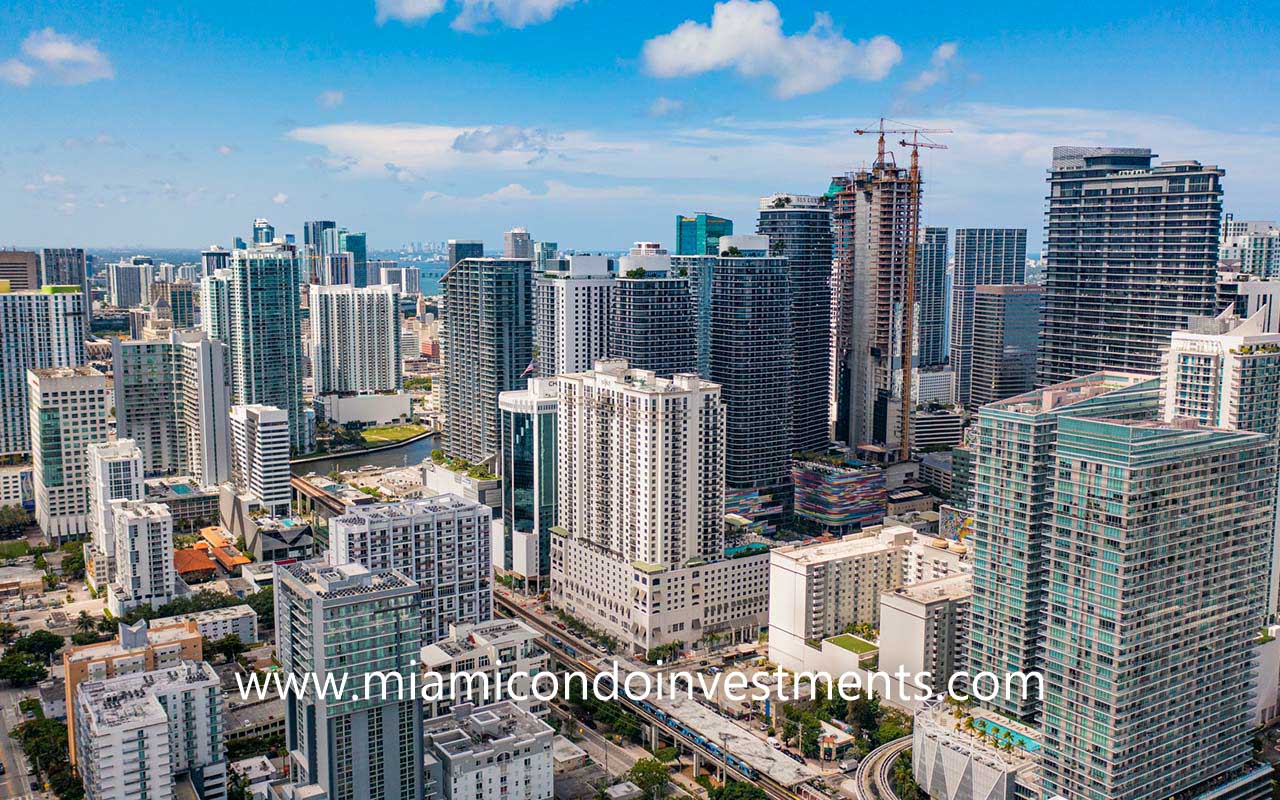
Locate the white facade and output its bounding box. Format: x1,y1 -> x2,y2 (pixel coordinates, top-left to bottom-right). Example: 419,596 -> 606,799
75,660 -> 227,800
107,501 -> 176,616
767,525 -> 913,670
419,619 -> 550,718
229,404 -> 291,516
0,286 -> 85,458
878,574 -> 972,696
310,284 -> 402,395
1220,220 -> 1280,277
423,702 -> 554,800
0,463 -> 31,508
317,391 -> 412,426
912,702 -> 1041,800
533,254 -> 615,377
151,604 -> 259,644
108,260 -> 151,308
87,440 -> 144,591
550,360 -> 769,655
29,365 -> 111,543
1255,626 -> 1280,727
331,495 -> 494,646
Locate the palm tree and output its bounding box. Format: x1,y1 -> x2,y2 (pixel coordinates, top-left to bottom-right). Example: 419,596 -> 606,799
76,611 -> 95,635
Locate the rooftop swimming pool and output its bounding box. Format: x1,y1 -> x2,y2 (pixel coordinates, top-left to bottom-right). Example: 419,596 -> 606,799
974,717 -> 1040,752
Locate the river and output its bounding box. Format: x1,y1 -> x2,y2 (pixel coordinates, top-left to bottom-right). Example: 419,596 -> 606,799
290,432 -> 442,477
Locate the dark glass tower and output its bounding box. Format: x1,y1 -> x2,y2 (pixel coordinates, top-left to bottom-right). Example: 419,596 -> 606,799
756,193 -> 833,453
676,212 -> 733,256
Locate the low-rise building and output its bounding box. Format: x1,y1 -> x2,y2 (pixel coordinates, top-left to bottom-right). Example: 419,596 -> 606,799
419,619 -> 550,718
1255,625 -> 1280,726
316,391 -> 413,426
151,604 -> 259,644
145,477 -> 220,528
423,702 -> 555,800
912,701 -> 1041,800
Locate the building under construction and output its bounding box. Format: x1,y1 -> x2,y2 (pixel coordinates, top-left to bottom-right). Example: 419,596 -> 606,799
830,151 -> 920,452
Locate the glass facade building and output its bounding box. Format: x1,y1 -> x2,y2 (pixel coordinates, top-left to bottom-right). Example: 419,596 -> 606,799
676,212 -> 733,256
968,372 -> 1160,721
499,379 -> 558,591
950,228 -> 1027,406
969,284 -> 1041,407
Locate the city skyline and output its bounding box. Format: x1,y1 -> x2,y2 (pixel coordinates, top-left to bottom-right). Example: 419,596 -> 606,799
2,0 -> 1279,250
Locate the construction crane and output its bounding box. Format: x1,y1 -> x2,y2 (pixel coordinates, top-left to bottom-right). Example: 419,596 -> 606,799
853,120 -> 950,462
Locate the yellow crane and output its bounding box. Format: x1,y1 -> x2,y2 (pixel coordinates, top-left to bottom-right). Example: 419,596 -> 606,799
854,120 -> 950,461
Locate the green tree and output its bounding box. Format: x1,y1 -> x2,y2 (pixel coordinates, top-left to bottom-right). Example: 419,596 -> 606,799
0,621 -> 19,644
709,782 -> 767,800
75,610 -> 96,635
0,504 -> 33,538
0,650 -> 48,686
246,586 -> 274,628
12,629 -> 64,660
626,758 -> 671,800
209,633 -> 248,664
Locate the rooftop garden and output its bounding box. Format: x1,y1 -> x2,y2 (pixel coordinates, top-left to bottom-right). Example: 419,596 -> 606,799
430,448 -> 498,480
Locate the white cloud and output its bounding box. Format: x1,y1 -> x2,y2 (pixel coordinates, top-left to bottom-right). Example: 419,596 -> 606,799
451,0 -> 580,31
478,183 -> 536,201
0,59 -> 35,87
375,0 -> 447,24
217,144 -> 236,156
648,96 -> 685,118
273,192 -> 289,205
424,180 -> 656,205
317,89 -> 345,108
375,0 -> 576,29
43,173 -> 66,185
20,29 -> 114,85
903,42 -> 959,94
642,0 -> 901,98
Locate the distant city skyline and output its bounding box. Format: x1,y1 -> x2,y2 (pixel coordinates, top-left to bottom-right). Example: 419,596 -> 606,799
2,1 -> 1278,249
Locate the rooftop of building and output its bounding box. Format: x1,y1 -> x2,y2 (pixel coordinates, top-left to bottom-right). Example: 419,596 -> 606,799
173,548 -> 218,576
89,439 -> 142,459
332,493 -> 485,525
772,524 -> 915,565
146,476 -> 218,499
66,621 -> 201,665
889,573 -> 972,604
988,371 -> 1155,416
78,660 -> 218,729
279,560 -> 417,599
424,702 -> 552,757
152,604 -> 256,626
421,619 -> 541,662
562,358 -> 718,394
28,364 -> 103,380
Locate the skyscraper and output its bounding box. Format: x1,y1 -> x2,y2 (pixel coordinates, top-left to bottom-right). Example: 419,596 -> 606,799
447,239 -> 484,268
223,244 -> 306,451
969,284 -> 1040,407
1038,147 -> 1224,385
533,254 -> 614,377
498,378 -> 558,592
200,245 -> 230,278
1162,309 -> 1280,613
229,404 -> 292,517
552,360 -> 769,654
756,193 -> 833,453
86,440 -> 143,592
108,259 -> 150,308
830,157 -> 917,450
440,257 -> 533,462
1219,215 -> 1280,277
949,228 -> 1027,407
276,561 -> 422,800
310,284 -> 402,395
504,227 -> 533,259
678,234 -> 794,528
29,365 -> 111,543
609,243 -> 695,377
40,248 -> 90,332
339,230 -> 369,287
1040,417 -> 1275,800
0,250 -> 39,290
252,217 -> 274,244
330,495 -> 493,645
111,331 -> 232,484
0,284 -> 85,458
968,372 -> 1161,721
675,212 -> 733,255
916,226 -> 949,368
149,280 -> 196,328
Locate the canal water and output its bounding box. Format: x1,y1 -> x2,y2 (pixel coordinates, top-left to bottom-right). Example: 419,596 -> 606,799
290,432 -> 442,477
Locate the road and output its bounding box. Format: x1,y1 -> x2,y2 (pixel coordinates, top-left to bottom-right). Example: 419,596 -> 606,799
852,737 -> 911,800
0,687 -> 45,800
494,592 -> 808,800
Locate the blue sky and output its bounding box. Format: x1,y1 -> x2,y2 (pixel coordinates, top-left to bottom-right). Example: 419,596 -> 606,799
2,0 -> 1277,251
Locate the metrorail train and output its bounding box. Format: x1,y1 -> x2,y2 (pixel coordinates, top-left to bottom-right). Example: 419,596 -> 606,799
631,697 -> 759,781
